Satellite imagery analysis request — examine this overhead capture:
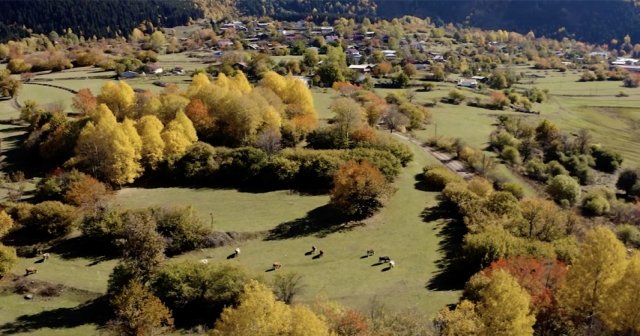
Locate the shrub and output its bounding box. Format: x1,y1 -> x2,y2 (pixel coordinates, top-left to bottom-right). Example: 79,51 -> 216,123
35,169 -> 86,202
616,224 -> 640,247
522,158 -> 549,181
546,175 -> 581,206
501,146 -> 521,165
151,206 -> 214,256
485,191 -> 521,217
467,177 -> 494,197
545,160 -> 569,178
502,182 -> 525,199
616,168 -> 640,196
39,283 -> 64,297
582,195 -> 610,216
25,201 -> 78,237
215,147 -> 269,184
344,148 -> 402,181
0,243 -> 18,277
462,227 -> 519,272
490,131 -> 520,151
174,142 -> 218,182
447,89 -> 466,104
80,209 -> 125,241
151,261 -> 254,319
424,167 -> 465,190
591,146 -> 623,173
261,156 -> 300,188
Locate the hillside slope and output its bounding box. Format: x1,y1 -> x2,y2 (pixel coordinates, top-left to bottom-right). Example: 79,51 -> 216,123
236,0 -> 640,43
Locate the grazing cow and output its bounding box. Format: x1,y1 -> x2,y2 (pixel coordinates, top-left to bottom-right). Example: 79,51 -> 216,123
366,249 -> 375,256
273,262 -> 282,269
42,253 -> 50,261
200,259 -> 208,264
234,248 -> 240,257
318,249 -> 324,257
311,245 -> 317,253
389,260 -> 395,268
379,256 -> 390,263
25,267 -> 37,276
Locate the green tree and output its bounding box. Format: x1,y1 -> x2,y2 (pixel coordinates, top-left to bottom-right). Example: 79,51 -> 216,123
392,72 -> 410,87
302,48 -> 319,68
616,168 -> 640,196
118,211 -> 165,282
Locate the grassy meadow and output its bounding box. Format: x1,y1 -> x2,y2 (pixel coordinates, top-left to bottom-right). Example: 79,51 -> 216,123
2,53 -> 640,334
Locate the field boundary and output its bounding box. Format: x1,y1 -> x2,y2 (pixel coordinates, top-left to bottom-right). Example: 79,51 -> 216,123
24,82 -> 78,94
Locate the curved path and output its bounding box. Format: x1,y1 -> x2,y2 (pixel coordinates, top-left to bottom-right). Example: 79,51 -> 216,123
391,132 -> 475,180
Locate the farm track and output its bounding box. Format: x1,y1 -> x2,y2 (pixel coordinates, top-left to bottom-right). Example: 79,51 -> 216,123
391,132 -> 475,180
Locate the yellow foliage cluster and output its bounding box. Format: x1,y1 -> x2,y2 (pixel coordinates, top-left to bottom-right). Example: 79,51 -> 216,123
212,280 -> 331,336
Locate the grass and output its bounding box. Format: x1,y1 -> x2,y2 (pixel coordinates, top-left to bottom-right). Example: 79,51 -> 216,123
311,89 -> 338,121
0,285 -> 105,336
115,188 -> 329,232
178,140 -> 461,316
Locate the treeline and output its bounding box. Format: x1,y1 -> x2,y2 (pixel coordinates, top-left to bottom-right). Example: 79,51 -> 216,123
0,0 -> 203,43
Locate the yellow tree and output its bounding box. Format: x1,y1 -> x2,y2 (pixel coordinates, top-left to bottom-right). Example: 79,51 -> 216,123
68,107 -> 143,185
437,300 -> 482,336
136,115 -> 165,169
232,70 -> 252,93
121,118 -> 142,159
97,81 -> 136,120
173,110 -> 198,143
109,281 -> 174,336
601,253 -> 640,334
0,210 -> 14,238
141,93 -> 190,123
476,269 -> 535,336
162,121 -> 195,159
259,71 -> 287,98
212,280 -> 330,336
558,226 -> 627,328
186,72 -> 212,98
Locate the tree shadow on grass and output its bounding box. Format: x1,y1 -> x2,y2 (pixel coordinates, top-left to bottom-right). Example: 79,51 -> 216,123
47,236 -> 118,266
266,204 -> 359,240
0,296 -> 110,335
414,173 -> 442,192
422,202 -> 471,291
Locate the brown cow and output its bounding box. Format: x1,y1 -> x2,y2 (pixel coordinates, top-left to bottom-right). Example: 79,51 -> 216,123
25,267 -> 38,276
273,262 -> 282,269
366,249 -> 375,256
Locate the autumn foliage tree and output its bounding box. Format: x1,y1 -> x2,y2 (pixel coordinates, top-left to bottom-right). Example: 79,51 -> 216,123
64,174 -> 113,211
71,88 -> 97,115
212,280 -> 331,336
108,281 -> 174,336
330,160 -> 394,218
483,257 -> 566,334
558,226 -> 627,332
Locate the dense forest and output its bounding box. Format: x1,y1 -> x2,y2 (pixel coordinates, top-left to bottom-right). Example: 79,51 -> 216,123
0,0 -> 203,42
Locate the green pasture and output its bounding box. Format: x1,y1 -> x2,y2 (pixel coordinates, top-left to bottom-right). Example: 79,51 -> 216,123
115,188 -> 329,233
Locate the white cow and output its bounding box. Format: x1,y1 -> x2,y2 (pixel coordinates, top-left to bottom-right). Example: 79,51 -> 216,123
389,260 -> 395,268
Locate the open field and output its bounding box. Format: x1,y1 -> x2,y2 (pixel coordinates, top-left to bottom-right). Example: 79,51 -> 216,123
115,188 -> 329,232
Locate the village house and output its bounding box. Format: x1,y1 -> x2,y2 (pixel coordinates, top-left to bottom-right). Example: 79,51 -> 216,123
217,39 -> 234,48
381,50 -> 397,59
457,78 -> 478,88
346,48 -> 362,60
147,64 -> 163,75
348,64 -> 374,73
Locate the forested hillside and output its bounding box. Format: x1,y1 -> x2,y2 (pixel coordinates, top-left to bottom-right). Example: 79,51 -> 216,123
0,0 -> 203,42
0,0 -> 638,45
237,0 -> 640,43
